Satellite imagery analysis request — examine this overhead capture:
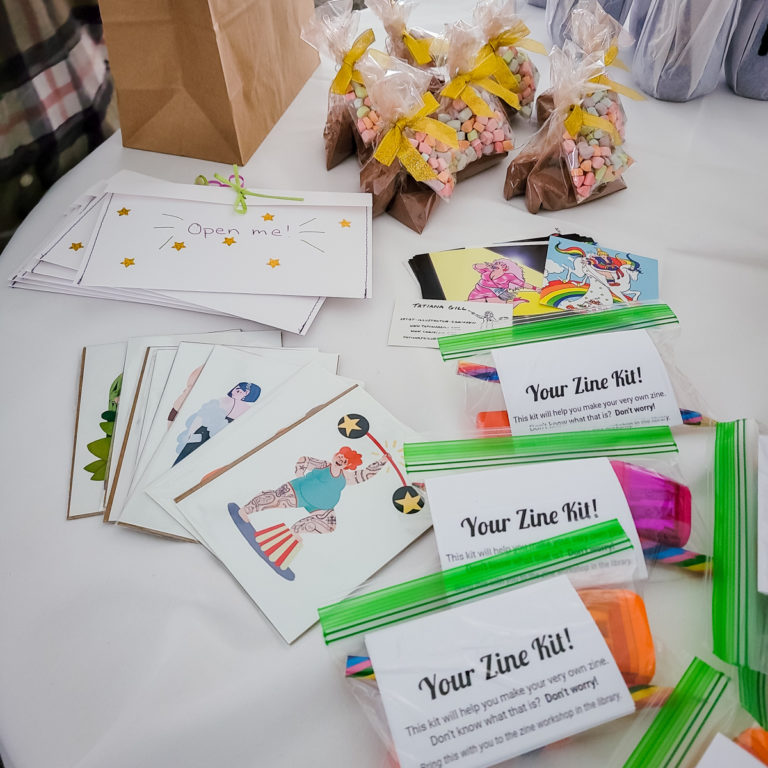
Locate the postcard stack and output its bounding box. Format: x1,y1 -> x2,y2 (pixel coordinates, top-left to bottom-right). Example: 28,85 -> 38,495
67,329 -> 430,642
11,171 -> 373,334
388,233 -> 659,349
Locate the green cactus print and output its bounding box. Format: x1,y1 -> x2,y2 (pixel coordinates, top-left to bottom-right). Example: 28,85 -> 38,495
83,373 -> 122,482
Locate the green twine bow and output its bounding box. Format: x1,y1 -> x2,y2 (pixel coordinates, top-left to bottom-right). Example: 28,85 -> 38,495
211,165 -> 304,214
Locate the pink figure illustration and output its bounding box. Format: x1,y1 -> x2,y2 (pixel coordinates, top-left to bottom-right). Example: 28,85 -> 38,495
467,258 -> 537,305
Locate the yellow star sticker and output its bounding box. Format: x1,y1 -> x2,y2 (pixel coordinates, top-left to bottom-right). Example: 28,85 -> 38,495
172,241 -> 186,251
262,213 -> 274,221
69,242 -> 84,251
223,236 -> 236,246
337,415 -> 361,436
339,219 -> 351,228
121,258 -> 135,268
267,258 -> 280,268
395,490 -> 423,515
117,207 -> 130,216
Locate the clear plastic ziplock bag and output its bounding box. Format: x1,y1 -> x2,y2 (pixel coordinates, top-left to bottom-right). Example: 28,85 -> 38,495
404,425 -> 711,576
366,0 -> 441,69
536,0 -> 643,125
505,42 -> 632,212
355,52 -> 460,231
473,0 -> 548,120
319,520 -> 680,767
301,0 -> 376,170
710,419 -> 768,730
611,656 -> 768,767
435,21 -> 517,178
631,0 -> 740,102
437,303 -> 712,439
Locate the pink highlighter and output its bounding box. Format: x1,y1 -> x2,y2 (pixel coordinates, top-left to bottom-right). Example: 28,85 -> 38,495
608,460 -> 691,550
474,411 -> 703,568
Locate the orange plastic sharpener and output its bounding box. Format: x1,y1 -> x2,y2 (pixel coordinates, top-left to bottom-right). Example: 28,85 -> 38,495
579,588 -> 656,687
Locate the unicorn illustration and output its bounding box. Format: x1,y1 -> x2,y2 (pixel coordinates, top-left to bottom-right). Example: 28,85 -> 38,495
552,243 -> 641,309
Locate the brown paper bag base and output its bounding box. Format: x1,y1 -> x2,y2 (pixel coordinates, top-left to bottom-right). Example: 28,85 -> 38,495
325,106 -> 356,171
386,176 -> 440,234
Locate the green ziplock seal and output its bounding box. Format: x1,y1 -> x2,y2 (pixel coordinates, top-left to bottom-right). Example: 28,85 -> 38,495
623,658 -> 730,768
404,426 -> 677,474
738,666 -> 768,729
439,303 -> 678,361
319,520 -> 630,644
713,420 -> 767,671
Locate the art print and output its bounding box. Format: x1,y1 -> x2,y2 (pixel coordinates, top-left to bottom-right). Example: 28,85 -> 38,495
172,387 -> 431,642
117,347 -> 302,538
128,334 -> 282,499
67,342 -> 127,519
409,243 -> 550,317
142,366 -> 360,543
540,238 -> 659,311
103,330 -> 261,522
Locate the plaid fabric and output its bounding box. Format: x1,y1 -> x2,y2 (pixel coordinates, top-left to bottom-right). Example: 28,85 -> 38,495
0,0 -> 117,248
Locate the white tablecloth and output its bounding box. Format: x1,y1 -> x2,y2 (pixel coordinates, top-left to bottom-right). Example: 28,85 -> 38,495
1,2 -> 767,766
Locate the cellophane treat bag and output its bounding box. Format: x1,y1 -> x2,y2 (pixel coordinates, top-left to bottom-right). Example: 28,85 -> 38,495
301,0 -> 376,170
365,0 -> 439,69
355,52 -> 460,231
473,0 -> 547,120
436,21 -> 517,177
632,0 -> 739,101
547,0 -> 632,47
505,42 -> 633,213
537,0 -> 641,125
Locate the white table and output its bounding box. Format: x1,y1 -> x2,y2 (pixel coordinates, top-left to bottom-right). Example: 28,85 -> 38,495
1,3 -> 767,767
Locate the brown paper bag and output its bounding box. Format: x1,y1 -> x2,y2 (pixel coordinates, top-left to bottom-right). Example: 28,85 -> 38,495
101,0 -> 319,164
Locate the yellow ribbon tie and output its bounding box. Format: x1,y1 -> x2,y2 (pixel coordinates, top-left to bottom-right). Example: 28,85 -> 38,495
330,29 -> 375,95
563,105 -> 622,147
590,73 -> 645,101
488,21 -> 548,56
604,44 -> 629,71
402,31 -> 433,66
374,92 -> 459,182
441,54 -> 520,115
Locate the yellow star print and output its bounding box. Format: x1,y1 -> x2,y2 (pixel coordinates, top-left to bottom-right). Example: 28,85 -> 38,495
267,258 -> 280,268
69,242 -> 84,251
120,258 -> 135,268
395,490 -> 423,515
117,207 -> 130,216
339,219 -> 351,228
262,213 -> 275,221
172,241 -> 186,251
337,415 -> 361,436
223,237 -> 236,246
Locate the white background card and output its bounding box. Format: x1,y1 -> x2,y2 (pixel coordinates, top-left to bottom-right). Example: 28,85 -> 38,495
492,329 -> 682,435
696,734 -> 763,768
388,300 -> 513,349
172,386 -> 431,642
78,189 -> 372,298
366,577 -> 634,768
425,458 -> 647,585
